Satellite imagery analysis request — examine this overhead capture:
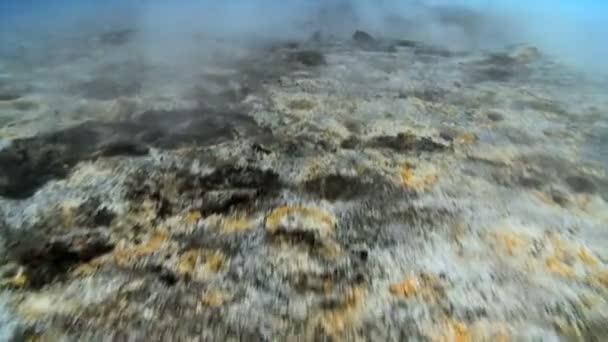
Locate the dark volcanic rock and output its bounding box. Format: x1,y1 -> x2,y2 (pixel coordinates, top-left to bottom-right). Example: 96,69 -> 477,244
565,174 -> 596,194
287,50 -> 327,66
340,134 -> 446,153
413,45 -> 457,58
395,39 -> 421,48
353,30 -> 376,46
4,227 -> 114,288
95,141 -> 149,158
0,93 -> 21,101
304,174 -> 375,201
487,111 -> 504,122
366,133 -> 447,153
353,30 -> 398,53
467,53 -> 529,83
0,108 -> 266,199
340,136 -> 362,149
126,165 -> 282,218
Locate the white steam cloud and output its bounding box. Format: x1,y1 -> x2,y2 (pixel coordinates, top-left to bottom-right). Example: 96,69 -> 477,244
1,0 -> 607,74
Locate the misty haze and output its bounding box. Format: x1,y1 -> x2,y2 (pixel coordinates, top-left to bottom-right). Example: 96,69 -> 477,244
0,1 -> 607,340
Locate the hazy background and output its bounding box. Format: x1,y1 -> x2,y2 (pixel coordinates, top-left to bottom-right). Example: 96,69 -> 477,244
0,0 -> 607,74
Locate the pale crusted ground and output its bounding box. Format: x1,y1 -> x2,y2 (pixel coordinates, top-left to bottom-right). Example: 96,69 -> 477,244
1,29 -> 608,341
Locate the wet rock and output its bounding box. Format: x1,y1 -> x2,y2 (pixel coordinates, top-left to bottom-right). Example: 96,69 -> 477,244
287,50 -> 326,67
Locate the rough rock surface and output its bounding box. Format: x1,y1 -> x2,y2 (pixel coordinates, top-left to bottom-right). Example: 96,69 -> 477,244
1,30 -> 608,341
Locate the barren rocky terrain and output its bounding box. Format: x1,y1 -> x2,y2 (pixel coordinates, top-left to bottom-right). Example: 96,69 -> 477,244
1,27 -> 608,341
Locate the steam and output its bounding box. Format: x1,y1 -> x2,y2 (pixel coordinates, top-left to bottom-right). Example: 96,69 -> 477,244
1,0 -> 607,74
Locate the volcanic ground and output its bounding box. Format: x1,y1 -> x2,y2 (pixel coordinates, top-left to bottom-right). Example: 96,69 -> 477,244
1,27 -> 608,341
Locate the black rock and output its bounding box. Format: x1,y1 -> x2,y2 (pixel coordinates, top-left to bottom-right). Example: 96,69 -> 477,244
395,39 -> 420,48
565,175 -> 596,194
353,30 -> 376,45
287,50 -> 327,67
0,93 -> 21,101
0,108 -> 266,199
4,228 -> 114,288
487,111 -> 504,122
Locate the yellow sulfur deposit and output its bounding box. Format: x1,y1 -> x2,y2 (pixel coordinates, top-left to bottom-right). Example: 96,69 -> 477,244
185,210 -> 202,225
389,273 -> 445,303
201,290 -> 231,307
546,257 -> 576,279
113,230 -> 170,266
492,231 -> 528,256
389,276 -> 420,298
221,215 -> 254,233
178,249 -> 229,279
578,246 -> 600,268
320,287 -> 367,338
266,206 -> 336,235
399,166 -> 438,192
